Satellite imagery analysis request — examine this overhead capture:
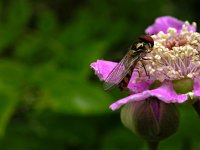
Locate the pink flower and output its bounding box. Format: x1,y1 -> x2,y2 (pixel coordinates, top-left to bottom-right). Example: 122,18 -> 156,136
145,16 -> 196,34
91,16 -> 200,111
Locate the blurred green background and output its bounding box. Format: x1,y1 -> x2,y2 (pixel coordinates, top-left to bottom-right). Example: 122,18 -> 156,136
0,0 -> 199,149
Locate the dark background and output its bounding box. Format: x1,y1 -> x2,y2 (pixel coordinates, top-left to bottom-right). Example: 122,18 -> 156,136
0,0 -> 199,149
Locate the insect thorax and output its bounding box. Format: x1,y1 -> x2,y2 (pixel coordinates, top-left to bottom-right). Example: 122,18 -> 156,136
131,41 -> 150,52
131,35 -> 154,52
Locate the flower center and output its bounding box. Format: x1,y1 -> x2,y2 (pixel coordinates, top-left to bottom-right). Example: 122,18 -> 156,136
164,35 -> 187,50
136,22 -> 200,82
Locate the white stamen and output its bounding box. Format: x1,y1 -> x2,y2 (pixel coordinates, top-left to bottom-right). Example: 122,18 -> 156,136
141,22 -> 200,81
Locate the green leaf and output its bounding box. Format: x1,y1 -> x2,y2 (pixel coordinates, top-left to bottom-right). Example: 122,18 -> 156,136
37,9 -> 58,34
0,0 -> 31,51
0,85 -> 17,137
49,81 -> 113,115
5,0 -> 31,27
15,34 -> 45,63
0,60 -> 27,89
29,65 -> 113,115
15,33 -> 65,65
0,60 -> 28,137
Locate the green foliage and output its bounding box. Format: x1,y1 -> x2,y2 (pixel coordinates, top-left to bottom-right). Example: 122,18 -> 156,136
0,0 -> 198,149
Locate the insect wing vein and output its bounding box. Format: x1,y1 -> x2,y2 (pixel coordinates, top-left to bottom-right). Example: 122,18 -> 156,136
103,50 -> 139,91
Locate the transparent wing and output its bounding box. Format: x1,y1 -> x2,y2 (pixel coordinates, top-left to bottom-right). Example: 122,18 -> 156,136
103,50 -> 140,91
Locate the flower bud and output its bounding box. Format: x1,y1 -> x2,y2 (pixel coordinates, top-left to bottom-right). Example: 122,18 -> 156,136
121,97 -> 179,144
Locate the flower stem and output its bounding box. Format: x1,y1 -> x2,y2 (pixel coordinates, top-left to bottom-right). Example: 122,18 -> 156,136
147,141 -> 159,150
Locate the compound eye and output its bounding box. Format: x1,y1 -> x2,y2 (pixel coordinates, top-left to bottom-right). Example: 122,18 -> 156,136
139,35 -> 154,48
149,40 -> 154,48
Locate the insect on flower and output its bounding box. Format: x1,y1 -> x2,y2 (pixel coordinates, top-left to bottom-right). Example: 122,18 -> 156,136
91,16 -> 199,111
103,35 -> 154,91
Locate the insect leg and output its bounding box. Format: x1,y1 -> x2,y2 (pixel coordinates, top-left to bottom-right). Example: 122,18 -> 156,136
141,60 -> 150,78
141,57 -> 151,61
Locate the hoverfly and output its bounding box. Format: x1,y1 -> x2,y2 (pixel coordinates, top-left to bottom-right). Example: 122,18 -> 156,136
103,35 -> 154,91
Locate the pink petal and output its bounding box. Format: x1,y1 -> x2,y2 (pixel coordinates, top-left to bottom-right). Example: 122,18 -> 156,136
128,71 -> 154,92
110,81 -> 188,110
145,16 -> 196,34
90,60 -> 117,80
193,77 -> 200,96
90,60 -> 152,92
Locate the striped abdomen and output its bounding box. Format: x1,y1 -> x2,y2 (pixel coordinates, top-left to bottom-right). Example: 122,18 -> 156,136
119,67 -> 134,91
